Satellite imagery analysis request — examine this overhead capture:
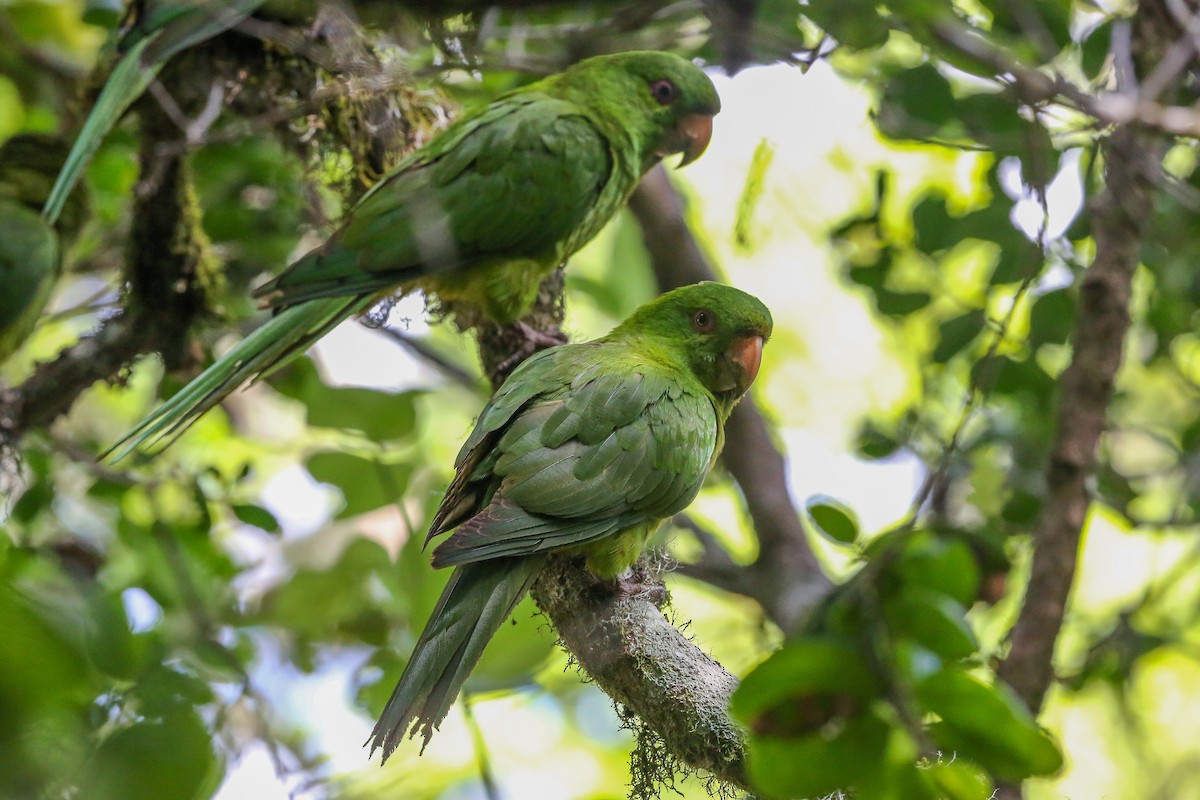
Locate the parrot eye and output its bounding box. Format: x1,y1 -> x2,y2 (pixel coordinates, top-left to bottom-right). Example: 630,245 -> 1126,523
650,80 -> 677,105
691,309 -> 717,333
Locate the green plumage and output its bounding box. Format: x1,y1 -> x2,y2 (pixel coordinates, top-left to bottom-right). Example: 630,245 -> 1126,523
368,282 -> 772,760
0,135 -> 85,364
107,50 -> 721,458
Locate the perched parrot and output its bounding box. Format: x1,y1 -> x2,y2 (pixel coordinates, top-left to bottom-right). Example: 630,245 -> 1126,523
367,281 -> 771,761
42,0 -> 268,225
0,135 -> 87,364
105,49 -> 720,458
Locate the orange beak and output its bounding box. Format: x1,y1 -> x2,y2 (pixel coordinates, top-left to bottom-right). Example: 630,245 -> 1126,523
675,113 -> 714,168
727,335 -> 764,392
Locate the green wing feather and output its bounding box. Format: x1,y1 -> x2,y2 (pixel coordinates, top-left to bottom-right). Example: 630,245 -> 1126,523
428,343 -> 717,568
0,200 -> 61,363
43,0 -> 266,225
253,94 -> 613,311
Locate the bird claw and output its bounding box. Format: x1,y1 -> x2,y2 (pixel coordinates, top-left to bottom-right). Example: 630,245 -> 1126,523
492,322 -> 568,378
615,565 -> 668,608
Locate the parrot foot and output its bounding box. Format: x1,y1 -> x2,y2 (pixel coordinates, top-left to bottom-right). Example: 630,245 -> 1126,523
615,564 -> 668,608
493,322 -> 569,377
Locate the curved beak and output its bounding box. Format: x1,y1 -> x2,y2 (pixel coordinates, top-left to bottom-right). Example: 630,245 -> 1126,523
727,334 -> 764,393
675,112 -> 714,168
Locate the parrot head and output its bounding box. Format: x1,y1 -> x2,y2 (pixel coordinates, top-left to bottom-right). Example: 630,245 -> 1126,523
556,50 -> 721,170
613,281 -> 772,404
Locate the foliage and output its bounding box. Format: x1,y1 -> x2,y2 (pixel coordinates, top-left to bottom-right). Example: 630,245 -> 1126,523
4,1 -> 1200,799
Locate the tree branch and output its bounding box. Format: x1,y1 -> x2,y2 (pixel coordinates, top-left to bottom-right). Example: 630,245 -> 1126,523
466,271 -> 752,792
996,3 -> 1172,718
628,166 -> 831,632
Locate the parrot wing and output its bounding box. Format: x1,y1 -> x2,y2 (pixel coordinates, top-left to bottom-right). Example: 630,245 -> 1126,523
427,346 -> 718,568
0,201 -> 60,361
251,94 -> 613,306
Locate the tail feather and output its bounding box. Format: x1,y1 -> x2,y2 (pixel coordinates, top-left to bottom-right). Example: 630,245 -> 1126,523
368,556 -> 547,761
104,295 -> 368,460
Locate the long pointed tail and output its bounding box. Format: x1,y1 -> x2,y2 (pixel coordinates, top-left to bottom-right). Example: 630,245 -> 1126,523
368,555 -> 547,762
105,294 -> 368,460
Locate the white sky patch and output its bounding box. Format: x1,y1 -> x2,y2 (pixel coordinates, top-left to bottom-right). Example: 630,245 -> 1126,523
259,464 -> 339,538
120,587 -> 163,633
1000,148 -> 1085,241
308,291 -> 432,390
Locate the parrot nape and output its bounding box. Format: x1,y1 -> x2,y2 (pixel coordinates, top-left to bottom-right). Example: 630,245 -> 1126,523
42,0 -> 267,225
367,281 -> 771,761
0,135 -> 87,365
105,49 -> 721,459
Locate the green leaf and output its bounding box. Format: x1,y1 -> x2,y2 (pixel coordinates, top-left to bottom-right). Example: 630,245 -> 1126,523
306,451 -> 413,518
1081,21 -> 1113,79
231,503 -> 280,533
271,357 -> 422,441
735,138 -> 776,252
933,310 -> 986,363
894,533 -> 982,607
876,64 -> 957,141
1027,288 -> 1076,346
731,636 -> 880,724
918,667 -> 1064,780
876,289 -> 932,316
745,710 -> 891,798
83,705 -> 218,800
913,193 -> 960,253
805,495 -> 860,544
805,0 -> 893,50
924,760 -> 994,800
885,587 -> 977,661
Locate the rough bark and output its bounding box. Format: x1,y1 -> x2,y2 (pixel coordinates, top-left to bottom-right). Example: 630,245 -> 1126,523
996,0 -> 1173,719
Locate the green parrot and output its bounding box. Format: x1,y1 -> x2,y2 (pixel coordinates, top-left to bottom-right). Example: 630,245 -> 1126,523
367,281 -> 771,760
0,135 -> 87,364
106,50 -> 721,458
42,0 -> 268,225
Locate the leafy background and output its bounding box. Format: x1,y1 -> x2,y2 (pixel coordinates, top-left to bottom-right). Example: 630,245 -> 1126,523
3,0 -> 1200,798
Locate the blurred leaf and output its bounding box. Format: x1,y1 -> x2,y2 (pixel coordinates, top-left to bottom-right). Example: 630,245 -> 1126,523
805,494 -> 860,544
731,637 -> 879,725
804,0 -> 893,50
273,357 -> 421,441
924,759 -> 994,800
1027,288 -> 1076,346
745,710 -> 892,798
83,705 -> 218,800
735,137 -> 776,252
876,289 -> 932,316
876,64 -> 957,141
306,450 -> 413,518
933,309 -> 986,363
231,503 -> 280,533
913,193 -> 960,254
1081,21 -> 1113,79
894,533 -> 982,607
885,587 -> 977,661
918,667 -> 1063,780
